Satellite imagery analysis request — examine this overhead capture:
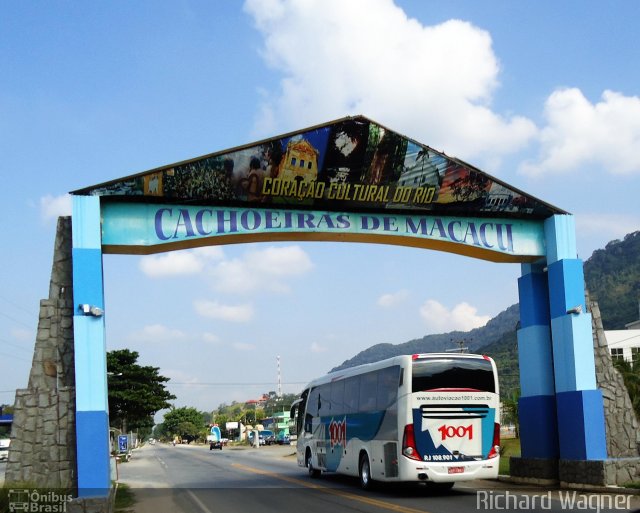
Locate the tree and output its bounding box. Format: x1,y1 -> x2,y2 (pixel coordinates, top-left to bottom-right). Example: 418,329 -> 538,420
160,407 -> 205,443
613,359 -> 640,418
257,392 -> 299,418
501,388 -> 520,438
107,349 -> 176,433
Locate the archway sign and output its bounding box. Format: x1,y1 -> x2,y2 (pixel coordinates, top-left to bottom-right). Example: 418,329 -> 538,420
70,115 -> 605,495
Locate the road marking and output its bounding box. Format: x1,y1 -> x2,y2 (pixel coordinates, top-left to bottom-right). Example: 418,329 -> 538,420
231,463 -> 431,513
186,489 -> 216,513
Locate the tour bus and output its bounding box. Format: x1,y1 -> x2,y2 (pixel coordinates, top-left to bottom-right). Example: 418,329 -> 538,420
289,353 -> 500,490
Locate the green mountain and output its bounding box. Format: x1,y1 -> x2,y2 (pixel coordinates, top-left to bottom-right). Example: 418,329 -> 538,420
331,230 -> 640,398
331,304 -> 520,372
584,231 -> 640,330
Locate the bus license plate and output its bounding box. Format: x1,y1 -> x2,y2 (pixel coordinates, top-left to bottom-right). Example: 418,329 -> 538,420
448,466 -> 464,474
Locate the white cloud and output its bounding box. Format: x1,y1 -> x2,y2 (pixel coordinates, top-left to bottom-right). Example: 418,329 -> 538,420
128,324 -> 187,343
140,247 -> 224,277
310,342 -> 328,353
377,290 -> 409,308
210,245 -> 313,294
201,332 -> 221,345
520,88 -> 640,177
575,213 -> 640,241
194,299 -> 254,322
40,194 -> 72,221
244,0 -> 536,164
140,252 -> 204,277
419,299 -> 490,332
11,328 -> 33,341
162,369 -> 201,387
140,244 -> 312,294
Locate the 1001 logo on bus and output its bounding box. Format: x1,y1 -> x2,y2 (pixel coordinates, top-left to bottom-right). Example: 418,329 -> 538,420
329,418 -> 346,448
438,424 -> 473,441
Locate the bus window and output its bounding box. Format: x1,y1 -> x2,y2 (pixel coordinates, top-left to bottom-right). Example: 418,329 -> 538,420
307,387 -> 320,416
344,375 -> 360,413
330,380 -> 345,416
305,387 -> 320,432
376,365 -> 400,410
291,390 -> 308,436
359,371 -> 378,412
412,358 -> 495,392
318,384 -> 332,416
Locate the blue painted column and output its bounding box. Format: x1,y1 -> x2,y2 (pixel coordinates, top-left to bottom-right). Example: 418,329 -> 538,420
545,215 -> 607,460
517,262 -> 559,459
72,195 -> 111,496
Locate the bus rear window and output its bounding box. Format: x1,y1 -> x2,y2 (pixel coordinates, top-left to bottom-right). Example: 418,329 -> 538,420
412,358 -> 495,393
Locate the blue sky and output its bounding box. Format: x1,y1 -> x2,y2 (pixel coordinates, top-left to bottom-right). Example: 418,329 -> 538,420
2,0 -> 639,414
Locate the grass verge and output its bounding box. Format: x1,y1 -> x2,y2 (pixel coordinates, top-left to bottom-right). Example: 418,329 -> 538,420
499,437 -> 521,475
115,483 -> 136,512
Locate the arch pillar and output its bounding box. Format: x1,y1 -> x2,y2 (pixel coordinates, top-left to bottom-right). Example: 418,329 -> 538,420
544,215 -> 607,461
72,195 -> 111,497
517,261 -> 559,459
513,215 -> 607,483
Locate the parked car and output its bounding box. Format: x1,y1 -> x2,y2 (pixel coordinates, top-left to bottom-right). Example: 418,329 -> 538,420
0,438 -> 10,460
276,433 -> 290,445
261,430 -> 275,446
248,430 -> 275,446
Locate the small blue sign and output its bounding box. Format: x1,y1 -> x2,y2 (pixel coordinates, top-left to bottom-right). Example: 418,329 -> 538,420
118,435 -> 128,453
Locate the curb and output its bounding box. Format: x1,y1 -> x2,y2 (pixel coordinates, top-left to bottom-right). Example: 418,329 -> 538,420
497,475 -> 640,495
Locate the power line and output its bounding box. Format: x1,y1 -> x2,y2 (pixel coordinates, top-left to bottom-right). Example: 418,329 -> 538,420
0,350 -> 30,362
0,310 -> 34,330
0,337 -> 32,353
607,332 -> 640,346
0,294 -> 36,316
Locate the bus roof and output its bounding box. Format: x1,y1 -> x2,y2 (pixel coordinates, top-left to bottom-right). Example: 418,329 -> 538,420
303,353 -> 494,390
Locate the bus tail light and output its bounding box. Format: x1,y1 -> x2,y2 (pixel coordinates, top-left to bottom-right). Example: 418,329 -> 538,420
402,424 -> 421,461
488,422 -> 500,459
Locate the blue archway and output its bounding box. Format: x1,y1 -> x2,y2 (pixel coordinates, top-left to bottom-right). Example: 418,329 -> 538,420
70,116 -> 605,495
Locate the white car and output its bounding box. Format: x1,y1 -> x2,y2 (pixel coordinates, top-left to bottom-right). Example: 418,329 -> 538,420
0,438 -> 10,461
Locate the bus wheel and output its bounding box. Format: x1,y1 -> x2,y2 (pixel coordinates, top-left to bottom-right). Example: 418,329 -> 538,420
306,450 -> 320,478
359,453 -> 374,490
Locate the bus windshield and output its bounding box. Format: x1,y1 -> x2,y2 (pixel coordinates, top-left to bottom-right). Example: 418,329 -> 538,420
412,357 -> 495,393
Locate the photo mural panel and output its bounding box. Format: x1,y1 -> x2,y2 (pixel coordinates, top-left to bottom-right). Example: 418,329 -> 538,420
73,116 -> 563,219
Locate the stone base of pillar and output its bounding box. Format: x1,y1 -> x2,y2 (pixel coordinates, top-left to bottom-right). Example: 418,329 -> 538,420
559,458 -> 640,488
66,487 -> 116,513
509,457 -> 559,486
510,456 -> 640,487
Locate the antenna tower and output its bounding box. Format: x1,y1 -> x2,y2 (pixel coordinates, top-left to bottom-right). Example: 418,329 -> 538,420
277,355 -> 282,398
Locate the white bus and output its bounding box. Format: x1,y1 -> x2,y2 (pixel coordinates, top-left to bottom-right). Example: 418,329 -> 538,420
290,353 -> 500,490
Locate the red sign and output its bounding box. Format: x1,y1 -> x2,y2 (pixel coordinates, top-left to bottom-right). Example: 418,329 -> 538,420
438,424 -> 473,441
329,418 -> 346,448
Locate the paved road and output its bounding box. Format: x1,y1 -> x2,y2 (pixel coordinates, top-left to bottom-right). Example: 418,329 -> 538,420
118,443 -> 639,513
